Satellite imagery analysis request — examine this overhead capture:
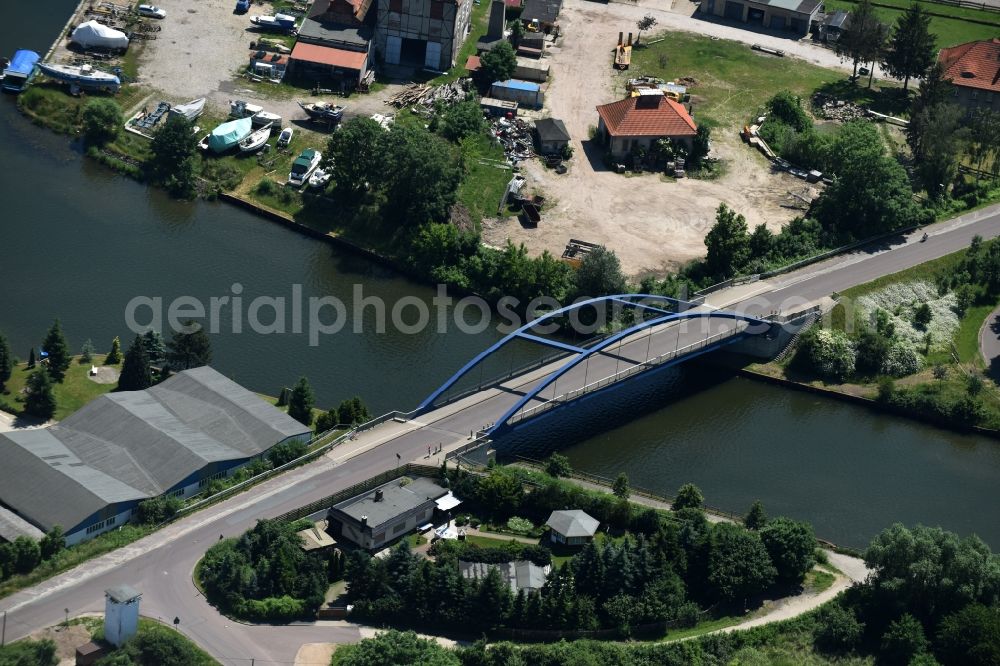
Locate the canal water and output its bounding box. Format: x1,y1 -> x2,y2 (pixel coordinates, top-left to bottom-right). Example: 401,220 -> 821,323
2,3 -> 999,551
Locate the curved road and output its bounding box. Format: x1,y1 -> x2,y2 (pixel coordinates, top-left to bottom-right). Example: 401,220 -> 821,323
3,203 -> 1000,663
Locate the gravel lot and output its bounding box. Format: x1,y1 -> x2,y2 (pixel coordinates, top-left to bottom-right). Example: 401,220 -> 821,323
481,0 -> 849,276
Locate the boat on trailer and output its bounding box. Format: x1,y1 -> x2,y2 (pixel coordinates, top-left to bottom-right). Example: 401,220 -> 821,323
298,101 -> 343,123
38,62 -> 120,92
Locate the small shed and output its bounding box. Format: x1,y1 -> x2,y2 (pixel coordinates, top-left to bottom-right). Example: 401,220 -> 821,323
534,117 -> 570,154
546,509 -> 599,545
514,56 -> 549,82
490,79 -> 544,109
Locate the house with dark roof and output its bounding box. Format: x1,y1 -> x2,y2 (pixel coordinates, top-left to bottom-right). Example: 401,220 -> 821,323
327,477 -> 456,550
293,0 -> 374,87
0,366 -> 311,545
699,0 -> 821,35
520,0 -> 561,30
938,38 -> 1000,113
459,560 -> 551,593
534,117 -> 570,154
546,509 -> 599,545
596,90 -> 698,159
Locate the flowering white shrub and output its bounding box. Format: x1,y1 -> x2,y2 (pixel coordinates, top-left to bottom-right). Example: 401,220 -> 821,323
856,281 -> 958,353
806,328 -> 856,381
882,340 -> 922,377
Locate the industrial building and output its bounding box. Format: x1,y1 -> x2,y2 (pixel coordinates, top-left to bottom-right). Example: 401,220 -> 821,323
293,0 -> 375,88
699,0 -> 822,36
327,476 -> 459,550
375,0 -> 473,72
0,366 -> 311,546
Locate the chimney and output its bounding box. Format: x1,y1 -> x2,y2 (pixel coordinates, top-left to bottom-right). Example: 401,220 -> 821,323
374,489 -> 384,502
361,515 -> 368,527
628,32 -> 633,46
618,31 -> 623,46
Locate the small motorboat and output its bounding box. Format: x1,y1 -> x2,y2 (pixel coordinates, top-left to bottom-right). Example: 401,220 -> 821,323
288,148 -> 322,186
230,99 -> 263,119
252,109 -> 282,128
276,126 -> 293,148
309,167 -> 331,189
239,122 -> 273,153
169,97 -> 206,121
298,101 -> 343,123
251,13 -> 297,31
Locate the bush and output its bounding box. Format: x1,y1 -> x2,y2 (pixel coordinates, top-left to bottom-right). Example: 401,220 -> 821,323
506,517 -> 534,535
455,515 -> 469,527
268,439 -> 308,467
81,98 -> 122,146
882,340 -> 922,377
256,178 -> 277,196
814,603 -> 864,653
802,328 -> 856,382
880,613 -> 929,665
135,496 -> 183,525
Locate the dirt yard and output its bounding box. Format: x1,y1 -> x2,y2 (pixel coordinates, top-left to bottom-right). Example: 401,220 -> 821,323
481,0 -> 834,276
136,0 -> 401,123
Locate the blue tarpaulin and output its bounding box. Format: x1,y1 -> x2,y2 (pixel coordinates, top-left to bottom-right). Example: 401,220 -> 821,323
7,50 -> 39,76
208,117 -> 253,153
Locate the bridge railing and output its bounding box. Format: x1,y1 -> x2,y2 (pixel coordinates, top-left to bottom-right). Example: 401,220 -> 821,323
507,325 -> 746,426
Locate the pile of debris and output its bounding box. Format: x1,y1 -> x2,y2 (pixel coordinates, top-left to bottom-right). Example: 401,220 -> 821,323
812,93 -> 868,122
489,116 -> 534,162
386,79 -> 470,110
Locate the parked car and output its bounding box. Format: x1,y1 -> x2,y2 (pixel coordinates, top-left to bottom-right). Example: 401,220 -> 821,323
235,0 -> 251,13
137,4 -> 167,18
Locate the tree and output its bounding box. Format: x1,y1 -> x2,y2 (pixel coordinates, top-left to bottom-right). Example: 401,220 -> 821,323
759,517 -> 815,586
331,630 -> 461,666
767,91 -> 811,132
814,602 -> 865,653
142,330 -> 167,368
572,245 -> 627,299
802,328 -> 856,381
439,99 -> 486,142
913,302 -> 933,327
635,15 -> 657,45
855,326 -> 891,375
119,335 -> 153,391
106,336 -> 123,365
39,526 -> 66,561
881,613 -> 929,665
80,338 -> 95,364
612,472 -> 630,499
149,115 -> 198,197
27,347 -> 36,369
914,103 -> 966,199
544,453 -> 572,478
382,124 -> 462,225
24,368 -> 57,420
882,3 -> 936,92
688,125 -> 712,168
744,500 -> 768,530
479,41 -> 517,84
705,204 -> 751,280
906,61 -> 954,160
0,331 -> 11,389
836,0 -> 885,80
287,376 -> 315,426
81,98 -> 122,146
508,18 -> 525,47
325,117 -> 385,196
166,322 -> 212,370
968,372 -> 985,397
11,536 -> 41,574
936,603 -> 1000,666
707,523 -> 776,606
336,397 -> 371,426
41,319 -> 71,382
673,483 -> 704,511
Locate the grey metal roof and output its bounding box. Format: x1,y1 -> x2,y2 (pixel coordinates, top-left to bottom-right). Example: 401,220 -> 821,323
546,509 -> 599,538
751,0 -> 822,15
521,0 -> 562,24
297,16 -> 372,48
332,477 -> 448,529
105,584 -> 142,603
535,118 -> 570,142
459,560 -> 550,592
0,505 -> 45,542
0,367 -> 310,534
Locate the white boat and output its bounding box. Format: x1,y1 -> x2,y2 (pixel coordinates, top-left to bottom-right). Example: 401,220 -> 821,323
239,123 -> 272,153
308,167 -> 331,189
276,127 -> 293,148
230,99 -> 263,118
251,13 -> 296,30
252,110 -> 282,128
288,148 -> 322,186
169,97 -> 205,121
38,62 -> 120,92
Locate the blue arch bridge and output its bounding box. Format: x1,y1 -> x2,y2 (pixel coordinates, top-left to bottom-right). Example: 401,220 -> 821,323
413,294 -> 815,449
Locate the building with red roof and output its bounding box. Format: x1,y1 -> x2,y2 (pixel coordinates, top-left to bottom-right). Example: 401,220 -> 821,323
596,91 -> 698,159
938,38 -> 1000,112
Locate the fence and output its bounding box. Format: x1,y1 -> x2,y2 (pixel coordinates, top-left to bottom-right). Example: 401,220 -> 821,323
506,326 -> 747,426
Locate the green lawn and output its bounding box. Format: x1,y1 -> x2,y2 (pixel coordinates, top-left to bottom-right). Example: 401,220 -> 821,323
0,355 -> 118,421
661,614 -> 745,642
457,133 -> 513,226
825,0 -> 1000,47
630,31 -> 844,128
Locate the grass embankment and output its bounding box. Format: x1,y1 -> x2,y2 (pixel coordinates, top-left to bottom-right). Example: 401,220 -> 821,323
0,355 -> 118,421
825,0 -> 1000,46
430,0 -> 493,85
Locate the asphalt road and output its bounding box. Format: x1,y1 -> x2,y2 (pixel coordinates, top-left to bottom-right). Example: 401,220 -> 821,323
3,202 -> 1000,664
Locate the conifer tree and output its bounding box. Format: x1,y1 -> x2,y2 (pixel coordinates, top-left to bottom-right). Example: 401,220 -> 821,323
41,319 -> 71,382
118,335 -> 153,392
105,336 -> 122,365
24,368 -> 57,420
287,376 -> 315,426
